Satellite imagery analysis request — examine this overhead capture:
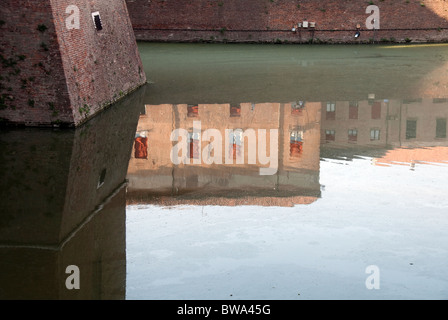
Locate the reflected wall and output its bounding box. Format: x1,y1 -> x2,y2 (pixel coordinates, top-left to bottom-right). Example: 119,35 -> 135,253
0,85 -> 147,299
127,97 -> 448,206
127,102 -> 322,207
320,97 -> 448,163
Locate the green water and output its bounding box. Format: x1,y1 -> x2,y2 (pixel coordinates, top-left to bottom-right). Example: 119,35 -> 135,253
140,42 -> 448,104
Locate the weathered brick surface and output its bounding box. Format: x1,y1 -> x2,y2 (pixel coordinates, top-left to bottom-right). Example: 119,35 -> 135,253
51,0 -> 146,126
127,0 -> 448,43
0,0 -> 146,127
0,1 -> 72,126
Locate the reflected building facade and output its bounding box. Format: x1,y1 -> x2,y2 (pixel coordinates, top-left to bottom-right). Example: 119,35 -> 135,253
1,90 -> 447,299
127,97 -> 448,208
321,98 -> 448,147
127,102 -> 322,207
320,97 -> 448,165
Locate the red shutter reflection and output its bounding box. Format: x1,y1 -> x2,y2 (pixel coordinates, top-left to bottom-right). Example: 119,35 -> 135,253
290,141 -> 303,158
230,105 -> 241,117
233,144 -> 238,160
371,102 -> 381,119
326,111 -> 335,120
228,143 -> 242,160
189,139 -> 200,159
291,108 -> 303,115
187,105 -> 199,117
134,137 -> 148,159
349,106 -> 358,119
325,133 -> 335,141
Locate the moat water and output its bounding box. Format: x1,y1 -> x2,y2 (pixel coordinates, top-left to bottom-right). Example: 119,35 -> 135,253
1,43 -> 448,299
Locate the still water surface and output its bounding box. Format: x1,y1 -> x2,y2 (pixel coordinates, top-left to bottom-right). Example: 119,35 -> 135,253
1,43 -> 448,299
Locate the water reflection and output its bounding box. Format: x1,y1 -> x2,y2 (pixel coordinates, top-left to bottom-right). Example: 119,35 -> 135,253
127,98 -> 448,207
0,85 -> 147,299
127,102 -> 321,207
125,97 -> 448,300
1,90 -> 447,299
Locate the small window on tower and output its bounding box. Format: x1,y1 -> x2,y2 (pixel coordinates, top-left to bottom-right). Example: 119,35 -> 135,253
92,12 -> 103,31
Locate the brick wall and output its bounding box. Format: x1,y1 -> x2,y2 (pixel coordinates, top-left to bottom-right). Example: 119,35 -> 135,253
50,0 -> 146,125
0,0 -> 146,127
127,0 -> 448,43
0,1 -> 72,126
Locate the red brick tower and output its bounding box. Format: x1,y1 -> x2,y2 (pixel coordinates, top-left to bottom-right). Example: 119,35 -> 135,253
0,0 -> 146,127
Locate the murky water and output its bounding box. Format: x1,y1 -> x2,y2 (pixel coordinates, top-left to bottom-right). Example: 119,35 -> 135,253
1,43 -> 448,300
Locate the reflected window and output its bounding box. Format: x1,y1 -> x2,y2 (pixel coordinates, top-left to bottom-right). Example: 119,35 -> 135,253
349,101 -> 358,119
436,118 -> 447,138
134,132 -> 148,159
370,129 -> 380,141
406,120 -> 417,139
348,129 -> 358,142
188,132 -> 200,159
229,130 -> 243,160
326,102 -> 336,120
325,129 -> 335,141
433,98 -> 447,104
291,101 -> 305,115
371,102 -> 381,119
187,105 -> 199,117
230,104 -> 241,117
290,130 -> 303,157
